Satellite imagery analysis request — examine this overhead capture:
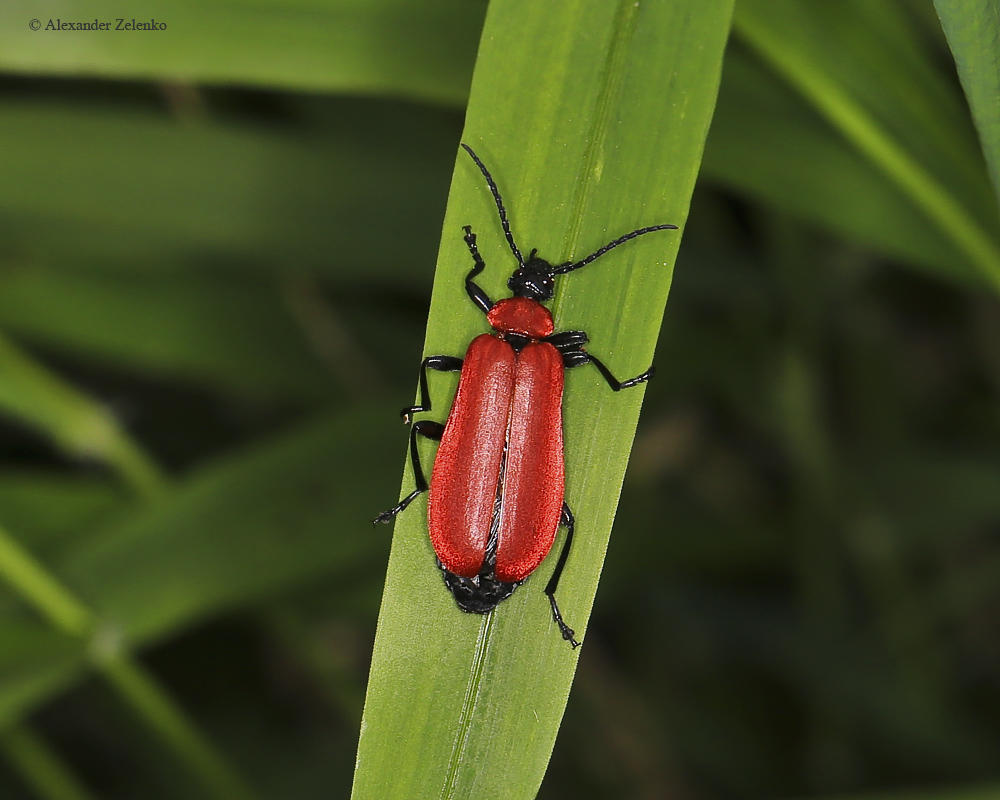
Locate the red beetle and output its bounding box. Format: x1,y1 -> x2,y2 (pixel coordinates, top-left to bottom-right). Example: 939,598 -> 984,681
375,144 -> 676,646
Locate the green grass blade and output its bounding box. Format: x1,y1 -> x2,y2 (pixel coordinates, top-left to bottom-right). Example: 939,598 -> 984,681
0,521 -> 258,800
0,266 -> 341,401
702,49 -> 973,283
0,524 -> 92,637
0,0 -> 481,105
59,407 -> 397,644
0,100 -> 454,283
0,725 -> 97,800
0,333 -> 166,501
733,0 -> 1000,291
0,406 -> 400,726
0,472 -> 125,549
352,1 -> 732,798
935,0 -> 1000,210
97,655 -> 259,800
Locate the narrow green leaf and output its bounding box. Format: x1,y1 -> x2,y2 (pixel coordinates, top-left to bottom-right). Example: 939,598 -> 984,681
353,1 -> 732,797
935,0 -> 1000,210
0,0 -> 482,105
0,472 -> 126,548
0,406 -> 398,725
733,0 -> 1000,290
0,266 -> 339,400
0,623 -> 82,723
0,725 -> 97,800
0,519 -> 259,800
702,49 -> 973,283
0,100 -> 455,282
0,405 -> 405,799
0,333 -> 166,500
59,406 -> 398,643
0,523 -> 92,637
97,655 -> 259,800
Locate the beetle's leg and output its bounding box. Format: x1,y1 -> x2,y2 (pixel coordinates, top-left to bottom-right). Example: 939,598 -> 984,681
373,420 -> 444,524
401,356 -> 463,423
380,354 -> 461,522
547,330 -> 589,351
579,353 -> 655,391
463,225 -> 494,315
544,503 -> 581,648
548,330 -> 654,391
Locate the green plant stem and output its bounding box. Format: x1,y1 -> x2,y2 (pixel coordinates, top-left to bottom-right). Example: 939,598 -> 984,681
0,522 -> 258,800
0,523 -> 91,636
99,655 -> 257,800
0,332 -> 167,502
734,8 -> 1000,292
0,724 -> 97,800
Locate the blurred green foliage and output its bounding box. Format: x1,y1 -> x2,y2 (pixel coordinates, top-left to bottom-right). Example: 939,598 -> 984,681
0,0 -> 998,799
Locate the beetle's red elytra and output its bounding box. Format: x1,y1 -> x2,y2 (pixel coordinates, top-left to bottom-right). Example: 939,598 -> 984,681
374,143 -> 677,647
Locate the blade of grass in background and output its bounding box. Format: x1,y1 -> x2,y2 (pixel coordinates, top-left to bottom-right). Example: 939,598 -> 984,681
934,0 -> 1000,210
0,725 -> 97,800
0,0 -> 481,106
0,97 -> 457,401
0,520 -> 258,800
702,49 -> 972,283
0,101 -> 454,282
352,1 -> 732,797
0,333 -> 166,500
732,0 -> 1000,292
0,266 -> 341,401
0,406 -> 399,724
0,473 -> 126,549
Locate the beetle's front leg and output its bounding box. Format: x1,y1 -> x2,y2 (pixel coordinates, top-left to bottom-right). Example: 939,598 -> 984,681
462,225 -> 496,315
401,355 -> 463,423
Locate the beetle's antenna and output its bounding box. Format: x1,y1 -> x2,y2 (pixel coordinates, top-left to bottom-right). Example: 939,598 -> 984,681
461,143 -> 525,267
552,224 -> 678,275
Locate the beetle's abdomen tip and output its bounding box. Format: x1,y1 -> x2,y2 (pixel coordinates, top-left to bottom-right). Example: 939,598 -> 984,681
440,565 -> 520,615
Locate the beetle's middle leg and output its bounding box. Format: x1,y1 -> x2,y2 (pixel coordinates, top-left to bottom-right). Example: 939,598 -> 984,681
548,330 -> 654,391
377,353 -> 463,523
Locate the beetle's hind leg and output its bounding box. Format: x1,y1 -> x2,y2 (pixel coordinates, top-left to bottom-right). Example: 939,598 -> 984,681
373,420 -> 444,524
544,503 -> 581,648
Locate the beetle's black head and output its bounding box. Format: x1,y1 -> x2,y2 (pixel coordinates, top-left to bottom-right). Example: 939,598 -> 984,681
461,142 -> 678,306
508,249 -> 556,301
